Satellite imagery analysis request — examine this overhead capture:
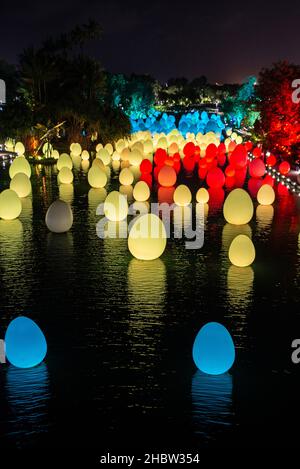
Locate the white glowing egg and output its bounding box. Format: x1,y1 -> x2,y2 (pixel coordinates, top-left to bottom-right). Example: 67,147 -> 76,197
15,141 -> 25,156
97,148 -> 111,166
45,199 -> 73,233
104,143 -> 114,155
81,150 -> 90,161
173,184 -> 192,206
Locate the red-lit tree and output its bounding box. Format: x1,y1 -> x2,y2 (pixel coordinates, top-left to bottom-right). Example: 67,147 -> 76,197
256,61 -> 300,159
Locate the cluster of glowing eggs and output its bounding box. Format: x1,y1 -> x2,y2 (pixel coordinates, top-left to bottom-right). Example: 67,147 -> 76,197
81,150 -> 90,161
9,157 -> 31,178
133,181 -> 150,202
257,184 -> 275,205
119,168 -> 134,186
228,235 -> 255,267
45,199 -> 73,233
192,322 -> 235,375
88,166 -> 107,188
5,316 -> 47,368
196,187 -> 209,204
70,143 -> 82,157
58,167 -> 74,184
158,165 -> 177,187
57,154 -> 73,170
104,191 -> 128,221
173,184 -> 192,206
14,141 -> 25,156
223,189 -> 254,225
128,214 -> 167,260
0,189 -> 22,220
10,173 -> 32,198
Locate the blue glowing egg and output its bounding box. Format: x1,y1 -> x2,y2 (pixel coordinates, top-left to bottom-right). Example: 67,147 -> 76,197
192,322 -> 235,375
5,316 -> 47,368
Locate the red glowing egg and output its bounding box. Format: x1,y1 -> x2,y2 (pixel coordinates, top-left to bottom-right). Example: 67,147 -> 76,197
158,186 -> 175,204
252,146 -> 262,158
225,165 -> 235,177
249,159 -> 266,178
217,154 -> 226,166
245,141 -> 253,151
157,165 -> 177,187
154,166 -> 160,181
173,153 -> 181,163
195,145 -> 200,156
183,156 -> 195,172
140,159 -> 152,173
228,141 -> 236,153
140,172 -> 152,188
154,148 -> 167,166
248,177 -> 263,198
234,167 -> 247,187
206,167 -> 225,189
277,183 -> 289,196
225,176 -> 235,189
230,144 -> 248,169
266,154 -> 277,167
218,143 -> 226,155
165,157 -> 175,167
173,160 -> 181,174
279,161 -> 290,175
206,143 -> 218,160
263,175 -> 274,187
208,187 -> 225,210
198,167 -> 207,180
183,142 -> 195,157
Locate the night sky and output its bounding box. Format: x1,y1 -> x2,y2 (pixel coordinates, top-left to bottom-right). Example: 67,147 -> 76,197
1,0 -> 300,83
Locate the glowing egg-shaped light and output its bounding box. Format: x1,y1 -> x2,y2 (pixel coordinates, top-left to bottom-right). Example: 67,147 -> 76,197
279,161 -> 290,175
10,173 -> 32,198
45,199 -> 73,233
206,167 -> 225,188
144,139 -> 153,154
88,166 -> 107,188
133,181 -> 150,202
140,159 -> 152,174
115,139 -> 125,153
196,187 -> 209,204
9,157 -> 31,178
257,184 -> 275,205
223,189 -> 254,225
121,148 -> 130,161
97,148 -> 111,166
119,168 -> 134,186
249,158 -> 265,178
128,213 -> 167,260
81,150 -> 90,161
230,145 -> 248,169
5,316 -> 47,368
52,149 -> 59,160
58,167 -> 74,184
104,191 -> 128,221
158,165 -> 177,187
173,184 -> 192,206
0,189 -> 22,220
192,322 -> 235,375
15,141 -> 25,156
129,149 -> 143,166
70,143 -> 82,156
96,143 -> 103,152
105,143 -> 114,155
228,234 -> 255,267
57,154 -> 73,170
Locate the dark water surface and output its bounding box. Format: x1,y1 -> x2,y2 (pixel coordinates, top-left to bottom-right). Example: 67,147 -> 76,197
0,163 -> 300,449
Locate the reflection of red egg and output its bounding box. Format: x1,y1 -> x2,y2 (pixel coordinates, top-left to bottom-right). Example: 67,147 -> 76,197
252,146 -> 262,158
230,144 -> 248,169
208,187 -> 225,209
263,174 -> 274,187
158,186 -> 175,204
140,159 -> 152,173
249,158 -> 266,178
158,165 -> 177,187
279,161 -> 290,175
183,142 -> 195,157
206,167 -> 225,188
225,165 -> 235,177
198,167 -> 207,180
140,173 -> 152,188
266,154 -> 276,167
248,177 -> 263,198
183,156 -> 195,172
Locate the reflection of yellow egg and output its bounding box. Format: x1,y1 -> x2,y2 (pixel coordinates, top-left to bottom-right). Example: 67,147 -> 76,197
119,168 -> 134,186
10,173 -> 31,197
229,234 -> 255,267
88,166 -> 107,188
58,167 -> 74,184
173,185 -> 192,206
257,184 -> 275,205
133,181 -> 150,202
196,187 -> 209,204
57,154 -> 73,170
81,150 -> 90,161
223,189 -> 254,225
128,214 -> 167,260
104,191 -> 128,221
0,189 -> 22,220
70,143 -> 81,156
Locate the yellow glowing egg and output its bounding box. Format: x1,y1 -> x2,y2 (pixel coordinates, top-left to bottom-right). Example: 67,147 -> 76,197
70,143 -> 82,156
236,136 -> 243,144
169,142 -> 179,155
196,187 -> 210,204
115,139 -> 125,153
58,167 -> 74,184
128,214 -> 167,260
112,151 -> 121,161
9,157 -> 31,179
88,166 -> 107,188
257,184 -> 275,205
96,143 -> 103,152
81,150 -> 90,161
45,199 -> 73,233
97,148 -> 111,166
93,158 -> 105,170
10,173 -> 32,198
132,141 -> 144,153
57,154 -> 73,170
81,160 -> 90,173
112,161 -> 121,172
173,184 -> 192,206
5,138 -> 14,151
129,149 -> 143,166
119,168 -> 134,186
144,139 -> 153,154
121,148 -> 130,161
15,142 -> 25,156
223,188 -> 254,225
229,234 -> 255,267
133,181 -> 150,202
105,143 -> 114,155
0,189 -> 22,220
157,137 -> 168,149
51,149 -> 59,160
104,191 -> 128,221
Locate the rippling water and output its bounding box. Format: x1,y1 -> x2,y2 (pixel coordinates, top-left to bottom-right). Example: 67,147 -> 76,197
0,162 -> 300,448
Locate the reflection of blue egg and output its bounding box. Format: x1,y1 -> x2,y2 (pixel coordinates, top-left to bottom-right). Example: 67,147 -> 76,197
5,316 -> 47,368
192,322 -> 235,375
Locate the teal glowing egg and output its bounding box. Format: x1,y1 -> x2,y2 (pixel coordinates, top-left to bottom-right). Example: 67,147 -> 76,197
5,316 -> 47,368
192,322 -> 235,375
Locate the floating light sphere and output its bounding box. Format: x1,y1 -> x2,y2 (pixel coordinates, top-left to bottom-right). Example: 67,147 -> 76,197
266,154 -> 276,167
97,148 -> 111,166
70,143 -> 82,156
128,213 -> 167,260
58,167 -> 74,184
257,184 -> 275,205
10,173 -> 31,198
192,322 -> 235,375
5,316 -> 47,368
0,189 -> 22,220
228,234 -> 255,267
88,165 -> 107,188
45,199 -> 73,233
249,158 -> 265,178
9,157 -> 31,178
223,189 -> 254,225
15,141 -> 25,156
81,150 -> 90,161
158,165 -> 177,187
279,161 -> 290,175
133,181 -> 150,202
105,143 -> 114,155
104,191 -> 128,221
119,168 -> 134,186
196,187 -> 209,204
57,154 -> 73,170
173,184 -> 192,206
